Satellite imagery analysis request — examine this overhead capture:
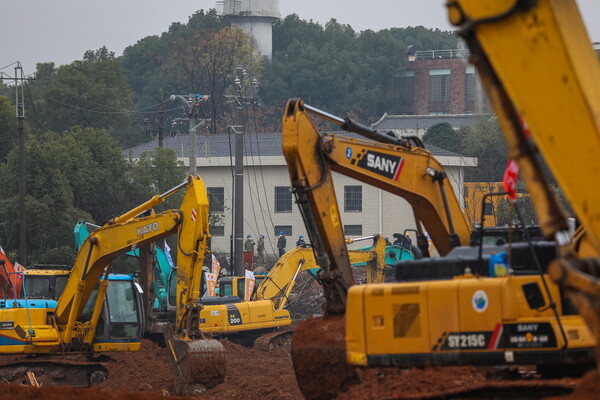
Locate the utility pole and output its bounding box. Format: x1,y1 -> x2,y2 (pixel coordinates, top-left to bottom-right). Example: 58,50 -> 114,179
232,122 -> 244,275
170,94 -> 209,175
144,94 -> 166,148
157,99 -> 164,148
229,67 -> 259,276
1,63 -> 35,263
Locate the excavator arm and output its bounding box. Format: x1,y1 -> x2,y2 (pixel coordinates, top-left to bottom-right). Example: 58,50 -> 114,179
51,176 -> 223,392
282,99 -> 470,314
255,235 -> 389,310
53,179 -> 194,339
447,0 -> 600,353
54,210 -> 182,345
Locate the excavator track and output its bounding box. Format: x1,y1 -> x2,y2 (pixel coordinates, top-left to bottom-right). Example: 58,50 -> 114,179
0,355 -> 108,387
253,327 -> 295,351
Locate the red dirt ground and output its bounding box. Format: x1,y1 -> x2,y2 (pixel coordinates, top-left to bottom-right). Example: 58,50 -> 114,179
0,335 -> 597,400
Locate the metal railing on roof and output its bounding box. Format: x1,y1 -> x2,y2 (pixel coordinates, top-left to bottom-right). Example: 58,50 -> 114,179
413,49 -> 470,61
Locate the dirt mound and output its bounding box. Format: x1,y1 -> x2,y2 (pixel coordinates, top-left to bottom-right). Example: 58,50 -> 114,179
0,384 -> 195,400
99,338 -> 176,394
200,339 -> 302,400
0,317 -> 592,400
292,316 -> 358,400
0,337 -> 303,400
566,368 -> 600,400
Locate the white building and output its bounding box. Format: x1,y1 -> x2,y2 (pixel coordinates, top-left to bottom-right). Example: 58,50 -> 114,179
126,132 -> 476,256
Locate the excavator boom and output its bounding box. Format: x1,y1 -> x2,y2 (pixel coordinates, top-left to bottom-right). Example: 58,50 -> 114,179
282,99 -> 471,315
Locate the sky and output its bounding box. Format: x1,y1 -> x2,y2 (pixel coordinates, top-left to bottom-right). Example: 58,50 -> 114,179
1,0 -> 599,75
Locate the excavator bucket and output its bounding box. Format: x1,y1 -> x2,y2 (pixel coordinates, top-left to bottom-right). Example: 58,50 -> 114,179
167,337 -> 226,396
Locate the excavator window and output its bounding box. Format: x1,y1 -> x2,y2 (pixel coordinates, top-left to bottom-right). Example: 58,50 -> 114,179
168,270 -> 177,307
106,280 -> 140,339
24,277 -> 51,299
54,275 -> 68,299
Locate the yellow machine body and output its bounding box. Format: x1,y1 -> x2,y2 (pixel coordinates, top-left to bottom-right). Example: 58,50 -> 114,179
200,300 -> 291,334
346,274 -> 595,367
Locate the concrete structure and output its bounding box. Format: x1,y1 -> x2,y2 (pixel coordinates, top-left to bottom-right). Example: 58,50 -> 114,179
217,0 -> 280,59
125,133 -> 476,256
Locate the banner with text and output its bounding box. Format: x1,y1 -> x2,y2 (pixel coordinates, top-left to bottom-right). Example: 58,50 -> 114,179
244,269 -> 255,302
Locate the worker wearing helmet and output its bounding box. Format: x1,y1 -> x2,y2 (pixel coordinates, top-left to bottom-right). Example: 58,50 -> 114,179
296,234 -> 306,247
244,234 -> 256,270
277,232 -> 286,257
256,235 -> 266,266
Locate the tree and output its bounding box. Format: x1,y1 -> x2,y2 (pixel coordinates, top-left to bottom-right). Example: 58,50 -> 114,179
35,47 -> 135,144
422,122 -> 461,152
0,130 -> 93,263
0,95 -> 15,162
262,17 -> 411,121
388,26 -> 458,52
460,118 -> 508,182
162,27 -> 261,134
126,146 -> 187,211
496,181 -> 573,227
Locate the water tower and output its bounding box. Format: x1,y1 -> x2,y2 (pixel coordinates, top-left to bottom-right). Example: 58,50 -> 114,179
217,0 -> 280,59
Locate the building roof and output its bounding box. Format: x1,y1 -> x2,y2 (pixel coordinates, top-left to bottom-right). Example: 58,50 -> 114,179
124,133 -> 283,159
124,131 -> 475,165
372,113 -> 494,131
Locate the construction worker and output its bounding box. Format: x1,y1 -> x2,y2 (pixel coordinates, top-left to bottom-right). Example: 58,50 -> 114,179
256,235 -> 265,266
277,232 -> 286,257
244,234 -> 255,270
296,235 -> 306,247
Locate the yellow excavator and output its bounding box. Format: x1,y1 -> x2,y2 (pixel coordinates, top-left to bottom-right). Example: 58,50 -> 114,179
166,234 -> 391,349
446,0 -> 600,369
282,1 -> 600,398
0,175 -> 225,393
283,100 -> 596,399
72,221 -> 394,350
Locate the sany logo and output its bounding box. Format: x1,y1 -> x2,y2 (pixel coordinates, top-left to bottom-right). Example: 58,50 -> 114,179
357,150 -> 404,180
137,222 -> 159,236
367,153 -> 398,173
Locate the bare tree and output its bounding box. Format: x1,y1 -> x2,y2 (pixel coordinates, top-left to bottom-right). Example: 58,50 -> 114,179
164,27 -> 263,134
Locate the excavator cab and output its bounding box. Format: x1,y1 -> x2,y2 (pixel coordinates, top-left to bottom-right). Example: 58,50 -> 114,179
218,275 -> 267,299
80,274 -> 145,350
23,266 -> 70,300
18,267 -> 145,352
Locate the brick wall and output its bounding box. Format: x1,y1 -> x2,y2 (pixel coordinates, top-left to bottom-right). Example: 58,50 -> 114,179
408,58 -> 471,115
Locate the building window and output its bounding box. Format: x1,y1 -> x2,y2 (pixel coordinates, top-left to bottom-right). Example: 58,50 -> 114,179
274,225 -> 292,236
396,71 -> 414,107
207,187 -> 225,213
275,186 -> 292,213
211,225 -> 225,236
344,185 -> 362,212
465,73 -> 475,103
344,225 -> 363,236
429,68 -> 451,103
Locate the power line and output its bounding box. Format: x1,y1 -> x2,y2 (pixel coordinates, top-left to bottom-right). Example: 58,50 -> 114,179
26,85 -> 182,115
